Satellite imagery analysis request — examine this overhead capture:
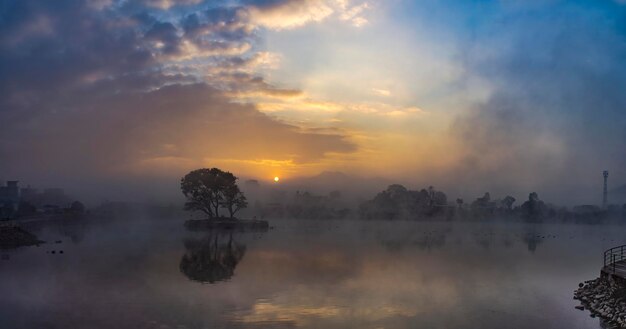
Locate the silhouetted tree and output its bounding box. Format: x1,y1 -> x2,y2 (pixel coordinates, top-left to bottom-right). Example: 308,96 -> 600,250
69,201 -> 86,213
181,168 -> 248,219
222,184 -> 247,219
456,198 -> 464,208
181,168 -> 227,218
359,184 -> 448,220
521,192 -> 547,222
470,192 -> 495,217
501,196 -> 516,210
472,192 -> 491,207
181,169 -> 219,218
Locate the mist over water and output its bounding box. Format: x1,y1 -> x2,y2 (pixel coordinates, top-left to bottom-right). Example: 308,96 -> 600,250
2,1 -> 626,328
0,217 -> 622,329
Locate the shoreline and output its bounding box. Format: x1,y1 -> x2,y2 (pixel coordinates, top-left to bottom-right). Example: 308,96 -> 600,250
184,218 -> 269,231
0,226 -> 44,249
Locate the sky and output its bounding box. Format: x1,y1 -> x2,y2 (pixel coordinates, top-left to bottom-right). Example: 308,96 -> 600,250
0,0 -> 625,204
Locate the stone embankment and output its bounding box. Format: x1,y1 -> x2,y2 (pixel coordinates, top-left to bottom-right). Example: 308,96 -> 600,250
574,277 -> 626,327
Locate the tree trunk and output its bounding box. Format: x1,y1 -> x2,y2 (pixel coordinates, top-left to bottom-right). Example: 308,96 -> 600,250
203,207 -> 213,219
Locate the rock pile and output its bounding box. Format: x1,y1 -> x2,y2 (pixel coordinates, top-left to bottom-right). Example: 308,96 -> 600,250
574,277 -> 626,327
0,226 -> 43,249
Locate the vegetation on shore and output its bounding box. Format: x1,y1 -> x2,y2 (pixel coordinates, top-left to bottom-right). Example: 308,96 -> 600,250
253,183 -> 626,223
358,184 -> 625,222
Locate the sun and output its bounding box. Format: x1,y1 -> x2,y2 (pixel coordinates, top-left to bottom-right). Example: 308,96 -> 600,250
274,176 -> 280,182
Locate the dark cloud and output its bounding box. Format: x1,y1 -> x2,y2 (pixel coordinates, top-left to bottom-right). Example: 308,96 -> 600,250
0,0 -> 355,198
0,83 -> 353,172
144,21 -> 181,54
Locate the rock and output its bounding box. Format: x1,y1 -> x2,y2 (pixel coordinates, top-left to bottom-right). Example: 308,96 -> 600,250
0,226 -> 44,249
575,305 -> 585,311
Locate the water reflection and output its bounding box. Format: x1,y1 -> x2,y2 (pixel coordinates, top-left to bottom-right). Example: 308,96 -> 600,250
22,217 -> 88,244
380,229 -> 450,251
0,219 -> 622,329
180,231 -> 247,284
376,224 -> 549,253
522,229 -> 544,253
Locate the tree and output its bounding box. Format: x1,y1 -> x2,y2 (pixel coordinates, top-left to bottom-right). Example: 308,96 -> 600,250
359,184 -> 448,220
501,196 -> 516,210
181,168 -> 248,219
69,201 -> 86,213
521,192 -> 546,222
181,168 -> 224,219
222,184 -> 248,219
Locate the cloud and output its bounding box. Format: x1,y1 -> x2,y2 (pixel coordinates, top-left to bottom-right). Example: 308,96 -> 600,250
240,0 -> 371,30
338,1 -> 370,27
371,88 -> 391,97
0,0 -> 356,192
244,0 -> 334,30
450,2 -> 626,203
141,0 -> 203,10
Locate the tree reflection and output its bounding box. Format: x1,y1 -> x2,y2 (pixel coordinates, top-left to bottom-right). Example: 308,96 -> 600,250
521,228 -> 543,253
379,229 -> 450,251
180,231 -> 246,284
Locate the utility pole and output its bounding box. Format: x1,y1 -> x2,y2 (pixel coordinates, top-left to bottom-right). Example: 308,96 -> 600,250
603,170 -> 609,209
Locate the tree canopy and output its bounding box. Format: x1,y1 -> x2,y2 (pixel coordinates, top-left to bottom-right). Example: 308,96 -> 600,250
181,168 -> 248,219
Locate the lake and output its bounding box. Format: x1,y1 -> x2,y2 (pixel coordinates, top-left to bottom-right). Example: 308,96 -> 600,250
0,217 -> 622,329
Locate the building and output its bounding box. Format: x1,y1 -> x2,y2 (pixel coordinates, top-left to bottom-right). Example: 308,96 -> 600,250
0,180 -> 20,204
20,186 -> 38,203
0,180 -> 20,218
0,180 -> 80,218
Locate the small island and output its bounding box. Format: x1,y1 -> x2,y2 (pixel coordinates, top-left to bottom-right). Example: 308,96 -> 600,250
180,168 -> 268,231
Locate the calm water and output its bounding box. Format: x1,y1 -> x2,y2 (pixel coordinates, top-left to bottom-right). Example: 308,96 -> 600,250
0,217 -> 623,329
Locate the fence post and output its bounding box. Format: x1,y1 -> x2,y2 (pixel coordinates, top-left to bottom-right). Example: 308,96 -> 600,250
614,254 -> 617,273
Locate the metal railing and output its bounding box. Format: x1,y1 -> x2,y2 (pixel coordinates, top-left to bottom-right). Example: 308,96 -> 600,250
604,245 -> 626,273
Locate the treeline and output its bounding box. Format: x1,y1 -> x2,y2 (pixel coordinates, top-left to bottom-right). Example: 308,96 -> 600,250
359,184 -> 626,223
180,167 -> 626,223
255,190 -> 351,220
359,185 -> 448,220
